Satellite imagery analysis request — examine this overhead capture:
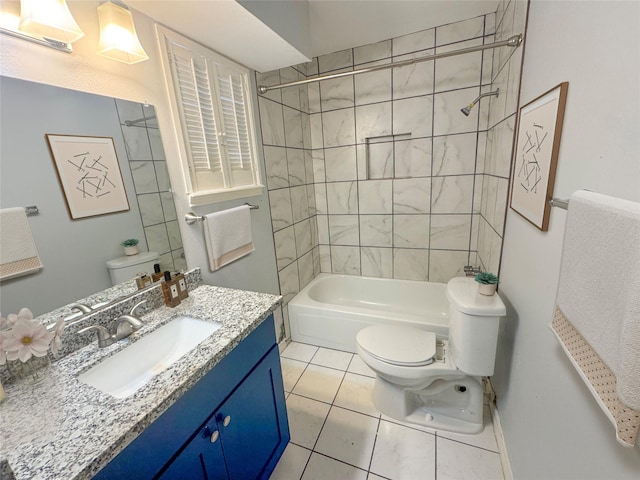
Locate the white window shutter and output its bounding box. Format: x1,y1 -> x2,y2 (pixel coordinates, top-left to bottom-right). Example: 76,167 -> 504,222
216,67 -> 252,171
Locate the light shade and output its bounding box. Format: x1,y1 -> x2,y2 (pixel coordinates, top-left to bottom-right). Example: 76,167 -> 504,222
19,0 -> 84,44
97,2 -> 148,64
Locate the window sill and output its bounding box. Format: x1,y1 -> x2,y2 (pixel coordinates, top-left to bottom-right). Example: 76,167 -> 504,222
188,185 -> 264,207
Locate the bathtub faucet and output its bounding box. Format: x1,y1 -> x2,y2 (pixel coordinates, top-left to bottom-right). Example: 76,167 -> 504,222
464,265 -> 481,277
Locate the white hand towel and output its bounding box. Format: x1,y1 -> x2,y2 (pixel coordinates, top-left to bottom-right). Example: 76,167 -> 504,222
203,205 -> 254,271
0,207 -> 43,280
555,190 -> 640,411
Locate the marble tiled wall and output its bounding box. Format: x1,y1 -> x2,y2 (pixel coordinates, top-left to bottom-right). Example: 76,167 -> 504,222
114,100 -> 186,273
257,5 -> 527,333
477,0 -> 528,274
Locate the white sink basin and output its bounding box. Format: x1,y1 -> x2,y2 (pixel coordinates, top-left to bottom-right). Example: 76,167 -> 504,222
78,316 -> 221,398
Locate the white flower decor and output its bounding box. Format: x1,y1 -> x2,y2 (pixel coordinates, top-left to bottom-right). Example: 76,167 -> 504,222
0,308 -> 65,365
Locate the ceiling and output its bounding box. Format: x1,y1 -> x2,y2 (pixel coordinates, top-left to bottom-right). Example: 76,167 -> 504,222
128,0 -> 498,72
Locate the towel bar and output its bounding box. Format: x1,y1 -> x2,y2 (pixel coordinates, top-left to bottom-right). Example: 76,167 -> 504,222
549,198 -> 569,210
185,203 -> 258,225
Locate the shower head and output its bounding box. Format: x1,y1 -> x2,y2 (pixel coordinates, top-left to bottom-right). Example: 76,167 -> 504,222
460,88 -> 499,116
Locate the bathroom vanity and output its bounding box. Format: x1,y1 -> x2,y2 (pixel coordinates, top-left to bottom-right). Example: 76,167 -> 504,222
0,284 -> 288,480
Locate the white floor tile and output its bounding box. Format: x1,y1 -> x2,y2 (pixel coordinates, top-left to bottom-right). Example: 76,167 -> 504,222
334,372 -> 381,418
286,394 -> 331,449
436,437 -> 504,480
270,443 -> 311,480
281,357 -> 308,392
292,363 -> 345,404
367,474 -> 388,480
311,347 -> 354,371
347,355 -> 376,377
436,406 -> 499,453
282,342 -> 319,362
315,406 -> 379,471
370,419 -> 436,480
301,453 -> 368,480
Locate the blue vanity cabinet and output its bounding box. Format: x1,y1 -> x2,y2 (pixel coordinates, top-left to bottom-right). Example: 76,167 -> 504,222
93,315 -> 289,480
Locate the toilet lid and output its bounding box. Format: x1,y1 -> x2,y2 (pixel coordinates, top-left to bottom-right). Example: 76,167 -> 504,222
357,325 -> 436,367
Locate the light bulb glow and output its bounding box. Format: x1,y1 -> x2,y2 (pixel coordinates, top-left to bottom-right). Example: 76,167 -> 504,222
18,0 -> 84,43
97,2 -> 148,64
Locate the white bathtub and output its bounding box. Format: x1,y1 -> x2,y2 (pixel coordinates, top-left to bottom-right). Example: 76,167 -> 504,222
288,273 -> 450,353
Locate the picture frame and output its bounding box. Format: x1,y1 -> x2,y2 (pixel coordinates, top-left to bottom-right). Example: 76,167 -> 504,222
45,135 -> 130,220
510,82 -> 568,231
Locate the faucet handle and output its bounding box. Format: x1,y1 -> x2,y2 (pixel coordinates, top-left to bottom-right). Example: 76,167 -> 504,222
78,324 -> 114,348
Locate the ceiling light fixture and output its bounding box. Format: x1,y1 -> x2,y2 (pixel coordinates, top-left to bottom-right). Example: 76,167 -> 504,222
97,1 -> 148,64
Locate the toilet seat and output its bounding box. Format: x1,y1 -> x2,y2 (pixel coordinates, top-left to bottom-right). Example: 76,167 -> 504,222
357,325 -> 436,367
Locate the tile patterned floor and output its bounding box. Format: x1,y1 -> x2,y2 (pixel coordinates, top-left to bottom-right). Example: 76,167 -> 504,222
271,342 -> 505,480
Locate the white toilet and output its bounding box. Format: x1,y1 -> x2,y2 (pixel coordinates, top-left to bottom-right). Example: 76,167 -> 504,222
356,277 -> 506,434
106,251 -> 159,285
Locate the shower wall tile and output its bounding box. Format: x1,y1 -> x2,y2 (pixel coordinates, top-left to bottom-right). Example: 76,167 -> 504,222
308,82 -> 321,113
130,161 -> 158,194
368,142 -> 394,179
432,133 -> 478,176
394,138 -> 432,178
138,193 -> 164,226
312,149 -> 326,183
325,146 -> 358,181
318,48 -> 354,73
392,96 -> 432,138
392,28 -> 435,57
331,246 -> 361,275
355,102 -> 393,144
485,12 -> 496,36
160,192 -> 177,222
505,48 -> 523,117
269,189 -> 294,231
259,97 -> 285,146
354,39 -> 391,65
393,215 -> 430,248
433,87 -> 479,136
430,214 -> 472,250
310,113 -> 324,148
302,114 -> 312,149
434,42 -> 483,93
149,129 -> 165,160
481,37 -> 495,85
315,182 -> 328,214
320,75 -> 355,111
436,16 -> 485,46
360,215 -> 392,247
298,251 -> 315,289
319,245 -> 332,272
122,126 -> 152,160
274,226 -> 297,270
393,61 -> 434,99
393,248 -> 429,281
145,224 -> 170,254
280,67 -> 302,111
393,178 -> 431,214
115,98 -> 144,124
307,183 -> 317,215
295,219 -> 314,255
354,70 -> 392,106
284,106 -> 304,148
154,162 -> 171,192
290,185 -> 310,223
431,175 -> 474,214
287,148 -> 306,186
429,250 -> 468,282
322,108 -> 356,147
358,180 -> 392,214
166,220 -> 182,249
328,215 -> 360,246
361,247 -> 393,278
327,181 -> 358,214
264,146 -> 289,190
279,261 -> 300,305
494,178 -> 509,234
317,214 -> 329,244
256,70 -> 282,103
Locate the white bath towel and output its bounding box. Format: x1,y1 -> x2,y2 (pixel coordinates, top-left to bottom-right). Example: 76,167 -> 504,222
203,205 -> 254,271
552,190 -> 640,445
0,207 -> 43,281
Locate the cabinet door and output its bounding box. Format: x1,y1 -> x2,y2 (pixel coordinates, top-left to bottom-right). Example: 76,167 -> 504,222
159,424 -> 229,480
216,347 -> 287,479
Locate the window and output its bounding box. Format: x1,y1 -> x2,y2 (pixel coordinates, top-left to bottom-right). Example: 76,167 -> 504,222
157,26 -> 263,205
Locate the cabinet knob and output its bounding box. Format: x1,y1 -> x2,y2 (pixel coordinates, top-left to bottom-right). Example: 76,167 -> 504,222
209,430 -> 220,443
202,426 -> 220,443
222,415 -> 231,427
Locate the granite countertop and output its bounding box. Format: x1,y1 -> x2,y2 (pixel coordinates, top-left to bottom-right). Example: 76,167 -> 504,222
0,285 -> 281,480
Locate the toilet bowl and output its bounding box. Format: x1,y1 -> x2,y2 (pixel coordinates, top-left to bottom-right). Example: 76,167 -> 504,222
356,277 -> 506,434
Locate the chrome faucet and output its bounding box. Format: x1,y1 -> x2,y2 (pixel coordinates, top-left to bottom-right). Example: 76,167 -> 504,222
70,302 -> 93,314
78,301 -> 147,348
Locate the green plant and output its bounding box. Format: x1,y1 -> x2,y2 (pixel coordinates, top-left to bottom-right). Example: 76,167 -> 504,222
474,272 -> 498,285
120,238 -> 139,247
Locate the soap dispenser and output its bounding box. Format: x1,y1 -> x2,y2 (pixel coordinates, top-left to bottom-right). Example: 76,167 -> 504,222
151,263 -> 164,283
162,271 -> 181,307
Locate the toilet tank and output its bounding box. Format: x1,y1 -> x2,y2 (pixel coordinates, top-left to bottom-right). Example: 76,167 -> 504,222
446,277 -> 506,376
106,251 -> 159,286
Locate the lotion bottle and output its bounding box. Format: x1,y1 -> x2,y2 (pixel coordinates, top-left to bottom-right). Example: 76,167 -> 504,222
162,271 -> 181,307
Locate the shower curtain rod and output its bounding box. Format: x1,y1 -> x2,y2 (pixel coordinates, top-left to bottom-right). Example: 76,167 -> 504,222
258,34 -> 522,94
